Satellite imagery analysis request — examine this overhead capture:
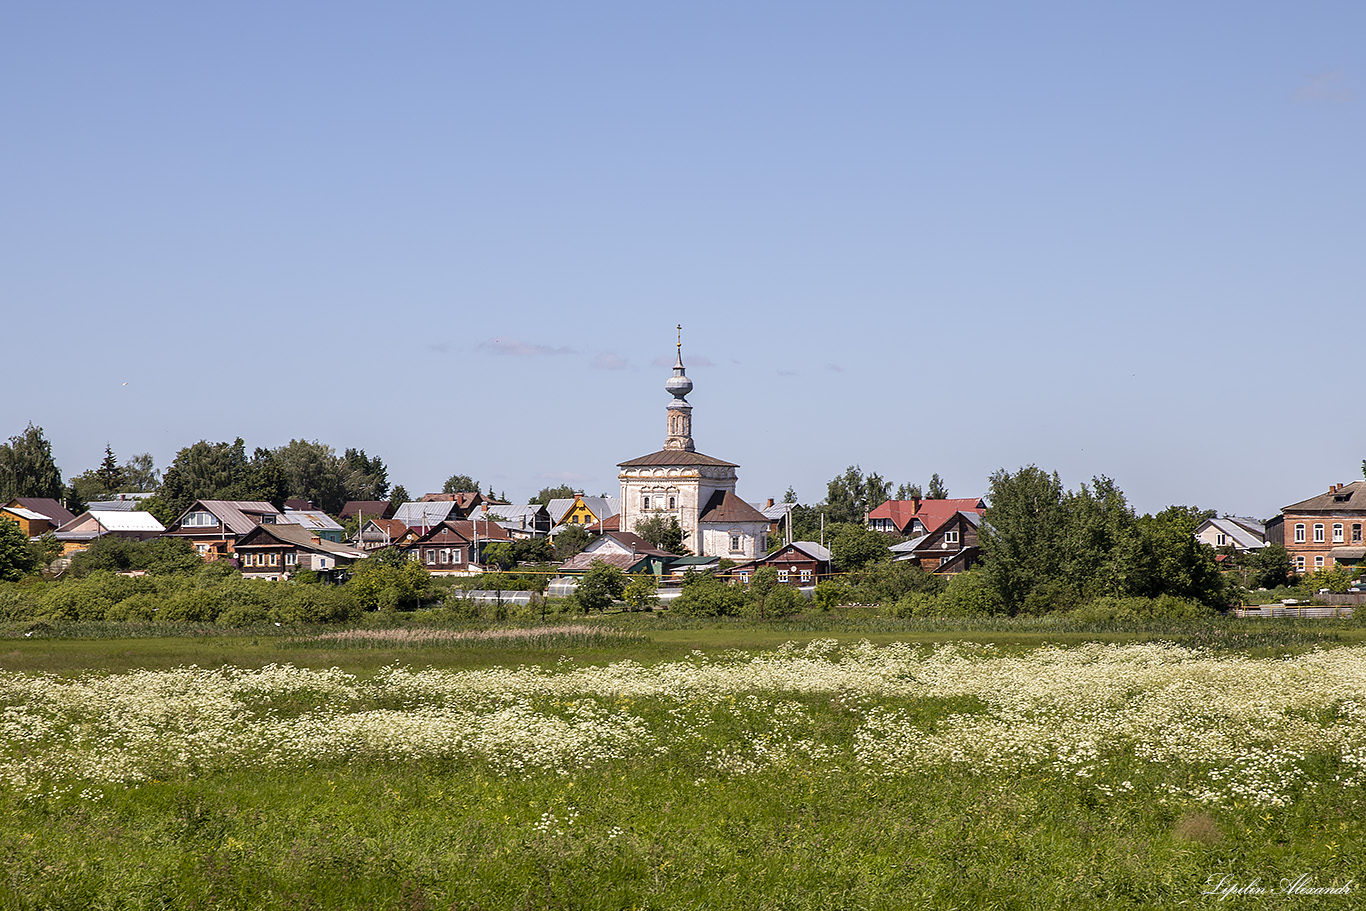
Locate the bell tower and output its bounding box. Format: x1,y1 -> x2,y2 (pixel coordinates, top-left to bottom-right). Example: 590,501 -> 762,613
663,324 -> 695,452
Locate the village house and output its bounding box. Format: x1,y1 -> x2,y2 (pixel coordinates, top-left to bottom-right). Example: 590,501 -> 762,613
161,499 -> 282,560
53,510 -> 165,555
355,518 -> 415,551
558,531 -> 674,575
233,522 -> 367,582
1,498 -> 76,537
731,541 -> 832,586
1269,481 -> 1366,574
405,519 -> 513,575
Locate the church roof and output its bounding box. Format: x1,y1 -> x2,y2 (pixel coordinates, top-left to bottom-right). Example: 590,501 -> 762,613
618,449 -> 738,469
698,490 -> 769,524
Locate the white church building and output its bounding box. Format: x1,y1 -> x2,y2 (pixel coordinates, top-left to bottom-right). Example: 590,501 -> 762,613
617,333 -> 769,560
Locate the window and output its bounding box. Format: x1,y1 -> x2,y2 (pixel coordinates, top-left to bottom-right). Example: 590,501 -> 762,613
285,553 -> 296,566
739,571 -> 749,584
800,569 -> 812,583
1296,555 -> 1306,572
452,548 -> 461,563
777,569 -> 790,583
944,530 -> 960,545
1354,525 -> 1362,543
1314,524 -> 1325,543
1294,524 -> 1306,543
425,549 -> 436,565
439,548 -> 450,564
183,511 -> 217,527
730,534 -> 742,552
642,496 -> 650,510
1315,555 -> 1325,569
268,553 -> 278,567
1333,524 -> 1344,543
1216,533 -> 1228,546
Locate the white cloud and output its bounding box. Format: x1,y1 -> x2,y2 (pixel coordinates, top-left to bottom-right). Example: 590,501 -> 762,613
479,337 -> 575,357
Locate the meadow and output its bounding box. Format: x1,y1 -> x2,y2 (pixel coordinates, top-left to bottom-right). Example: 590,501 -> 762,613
2,616 -> 1364,909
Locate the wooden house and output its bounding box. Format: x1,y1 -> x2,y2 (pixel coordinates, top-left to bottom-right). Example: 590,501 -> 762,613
234,522 -> 367,582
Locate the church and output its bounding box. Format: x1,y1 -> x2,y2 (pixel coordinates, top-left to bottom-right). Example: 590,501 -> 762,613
617,332 -> 769,560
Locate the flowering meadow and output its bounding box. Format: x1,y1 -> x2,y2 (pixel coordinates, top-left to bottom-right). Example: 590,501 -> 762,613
3,637 -> 1365,908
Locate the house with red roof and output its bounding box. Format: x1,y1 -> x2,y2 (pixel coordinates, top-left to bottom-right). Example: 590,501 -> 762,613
868,496 -> 988,573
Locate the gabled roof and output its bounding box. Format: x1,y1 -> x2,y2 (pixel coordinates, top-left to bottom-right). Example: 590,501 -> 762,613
57,510 -> 165,534
558,552 -> 657,573
420,492 -> 483,510
781,541 -> 832,562
1197,517 -> 1267,550
467,504 -> 549,524
618,450 -> 738,469
1283,481 -> 1366,513
867,498 -> 986,535
87,500 -> 136,512
547,496 -> 620,524
359,518 -> 409,541
698,490 -> 769,524
392,500 -> 461,529
2,506 -> 50,522
340,501 -> 393,520
6,498 -> 76,527
235,522 -> 367,559
175,500 -> 280,536
411,519 -> 514,546
282,508 -> 344,533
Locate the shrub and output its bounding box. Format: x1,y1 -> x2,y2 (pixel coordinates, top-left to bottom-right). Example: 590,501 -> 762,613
670,572 -> 744,617
1068,595 -> 1215,622
938,571 -> 1008,617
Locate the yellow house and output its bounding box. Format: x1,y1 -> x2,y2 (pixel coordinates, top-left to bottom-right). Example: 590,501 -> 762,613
555,495 -> 619,528
1,505 -> 54,537
2,499 -> 74,537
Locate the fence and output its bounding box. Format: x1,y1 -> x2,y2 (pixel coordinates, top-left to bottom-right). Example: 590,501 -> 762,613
1232,605 -> 1354,619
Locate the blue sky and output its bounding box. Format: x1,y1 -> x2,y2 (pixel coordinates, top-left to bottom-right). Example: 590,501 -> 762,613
2,2 -> 1361,519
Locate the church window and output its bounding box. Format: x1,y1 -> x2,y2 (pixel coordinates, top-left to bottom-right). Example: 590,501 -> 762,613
668,496 -> 676,510
730,534 -> 742,552
642,496 -> 650,510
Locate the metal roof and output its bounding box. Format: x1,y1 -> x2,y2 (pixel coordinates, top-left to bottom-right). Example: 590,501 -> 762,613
618,449 -> 738,468
282,508 -> 344,532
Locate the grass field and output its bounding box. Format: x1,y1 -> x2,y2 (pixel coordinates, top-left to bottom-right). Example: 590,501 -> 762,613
2,614 -> 1364,909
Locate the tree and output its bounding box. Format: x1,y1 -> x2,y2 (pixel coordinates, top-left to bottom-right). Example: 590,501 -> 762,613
531,484 -> 578,506
1244,543 -> 1292,590
0,424 -> 64,502
122,453 -> 160,492
155,438 -> 254,519
273,440 -> 349,514
390,484 -> 411,506
623,574 -> 659,611
927,473 -> 949,500
895,482 -> 922,500
0,519 -> 39,581
554,526 -> 593,560
634,512 -> 690,554
443,474 -> 481,495
481,542 -> 515,571
342,448 -> 390,501
782,486 -> 799,504
827,522 -> 892,571
572,560 -> 627,613
96,445 -> 124,492
979,466 -> 1068,611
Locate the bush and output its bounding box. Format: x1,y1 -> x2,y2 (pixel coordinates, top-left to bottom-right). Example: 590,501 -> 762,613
938,571 -> 1008,617
670,571 -> 744,617
813,579 -> 841,611
1068,595 -> 1216,622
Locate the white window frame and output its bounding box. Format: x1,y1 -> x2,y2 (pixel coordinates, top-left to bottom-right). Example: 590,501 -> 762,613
944,530 -> 960,545
738,571 -> 749,584
268,553 -> 278,567
1295,555 -> 1306,572
1314,524 -> 1325,543
1216,533 -> 1228,546
1294,524 -> 1306,543
777,569 -> 790,583
425,549 -> 436,565
800,569 -> 812,583
1315,555 -> 1325,569
285,552 -> 296,566
1333,524 -> 1344,543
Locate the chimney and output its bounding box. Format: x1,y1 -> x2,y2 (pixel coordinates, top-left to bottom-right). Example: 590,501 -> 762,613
912,496 -> 921,512
766,498 -> 774,508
